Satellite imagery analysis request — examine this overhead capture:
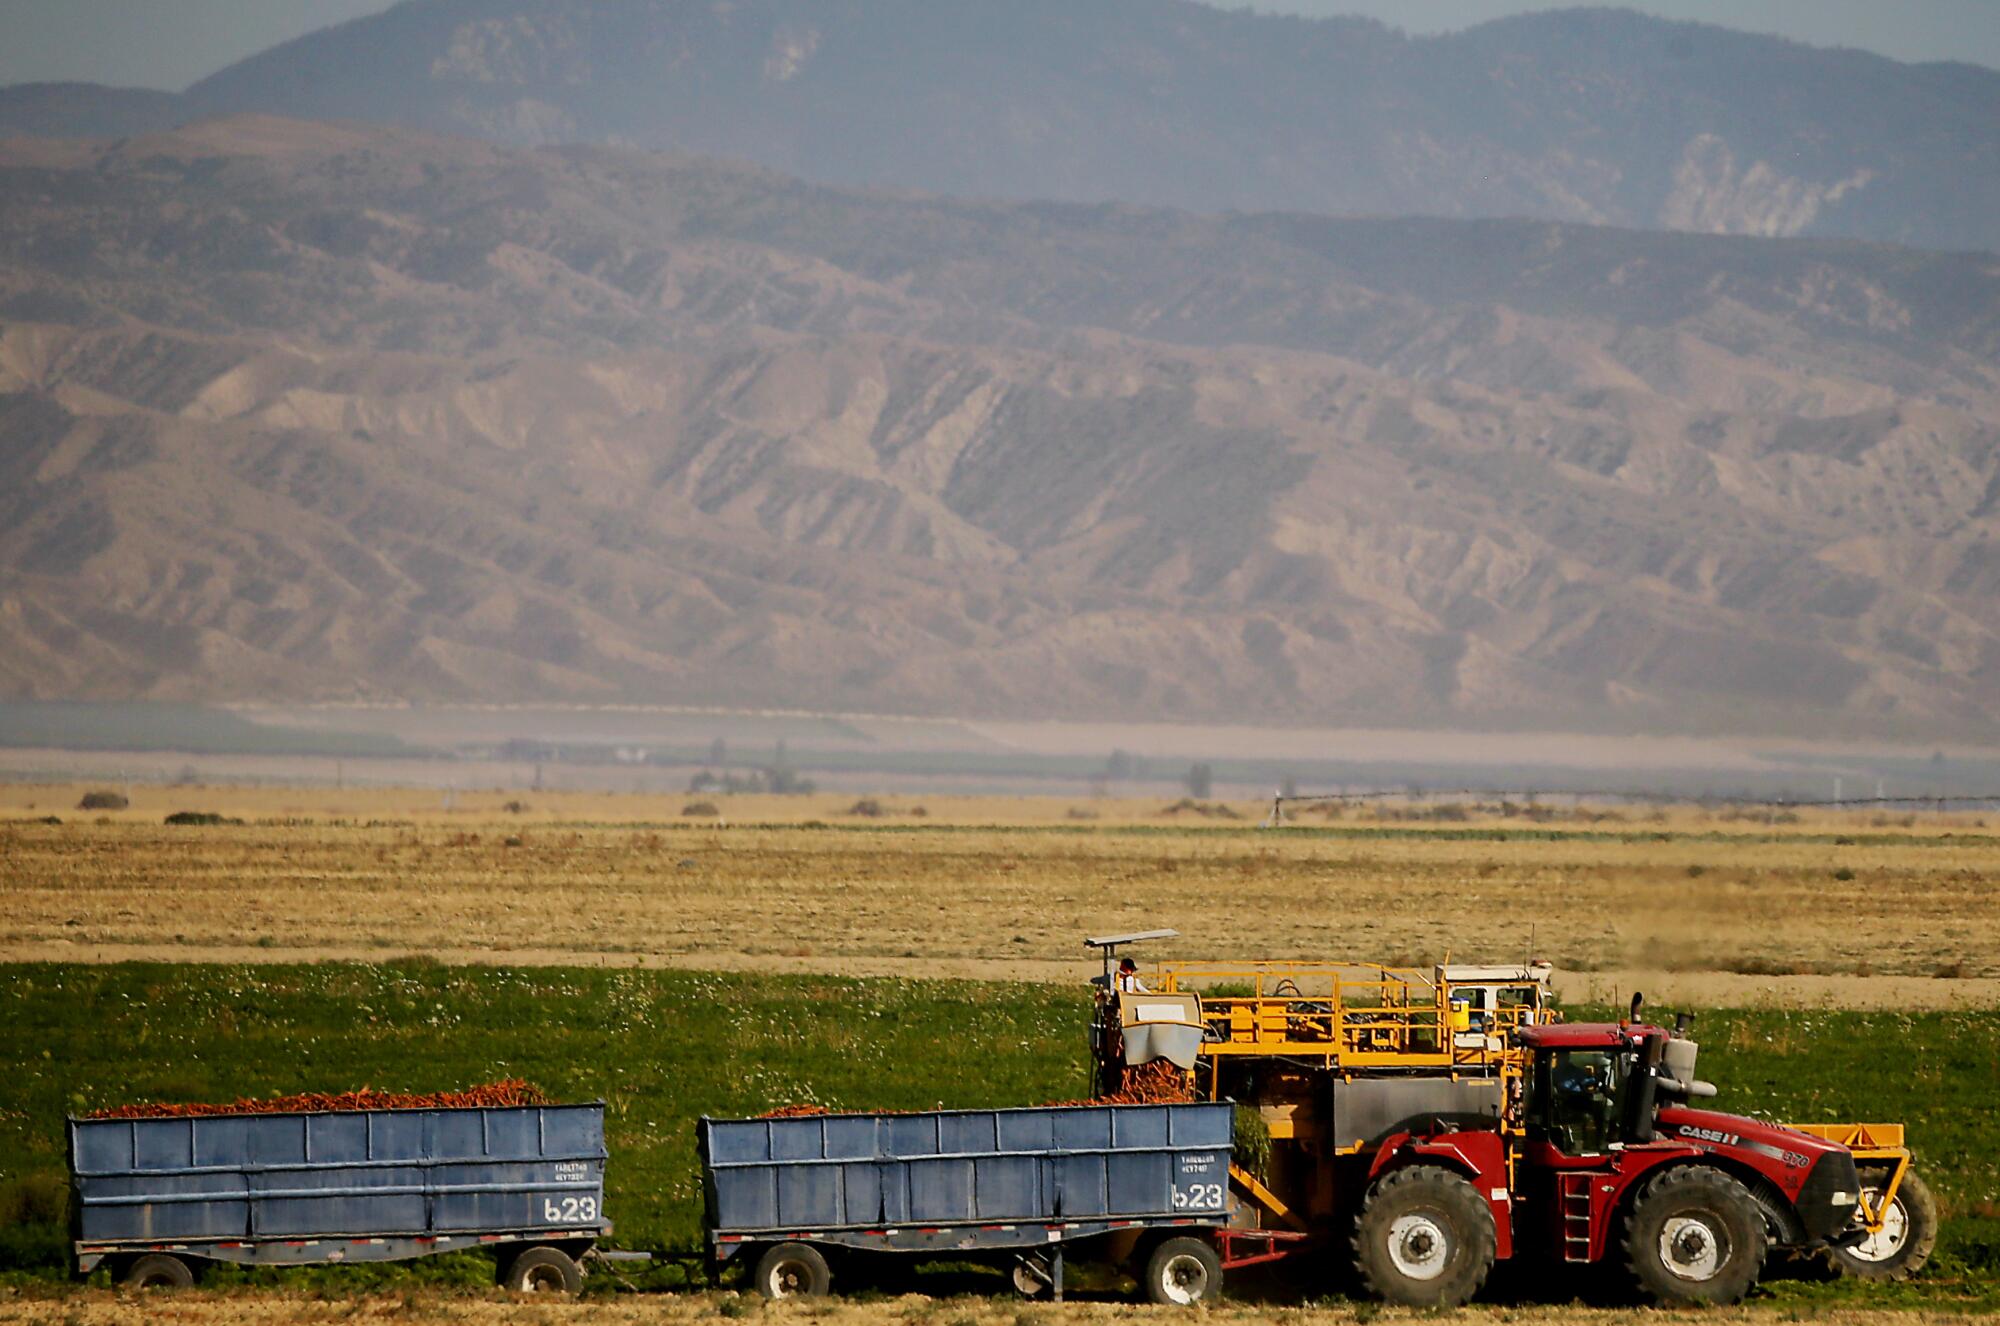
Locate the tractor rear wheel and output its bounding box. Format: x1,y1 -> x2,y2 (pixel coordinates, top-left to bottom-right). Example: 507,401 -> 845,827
1831,1168 -> 1937,1281
753,1241 -> 832,1299
1352,1165 -> 1496,1307
1623,1166 -> 1767,1305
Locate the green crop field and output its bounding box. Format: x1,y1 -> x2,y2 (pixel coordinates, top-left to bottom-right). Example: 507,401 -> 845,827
2,963 -> 1997,1312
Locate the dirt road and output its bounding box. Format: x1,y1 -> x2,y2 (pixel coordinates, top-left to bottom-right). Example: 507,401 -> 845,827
3,940 -> 1995,1010
0,1293 -> 1986,1326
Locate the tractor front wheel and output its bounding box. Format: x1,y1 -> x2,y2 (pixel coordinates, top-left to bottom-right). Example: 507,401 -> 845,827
1832,1168 -> 1937,1282
1352,1165 -> 1496,1307
1623,1166 -> 1767,1305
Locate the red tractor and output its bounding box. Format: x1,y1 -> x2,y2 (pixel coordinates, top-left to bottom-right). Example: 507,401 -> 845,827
1095,944 -> 1931,1306
1323,1014 -> 1890,1306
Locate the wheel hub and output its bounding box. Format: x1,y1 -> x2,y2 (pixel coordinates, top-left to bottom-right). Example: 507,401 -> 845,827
1160,1253 -> 1209,1305
1387,1213 -> 1451,1281
1847,1191 -> 1910,1262
1660,1214 -> 1726,1281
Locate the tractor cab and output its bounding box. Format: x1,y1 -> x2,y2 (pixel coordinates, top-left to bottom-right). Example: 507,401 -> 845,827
1518,1011 -> 1719,1159
1520,1023 -> 1641,1157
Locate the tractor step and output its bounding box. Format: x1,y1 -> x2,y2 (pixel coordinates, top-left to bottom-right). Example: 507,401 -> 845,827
1560,1173 -> 1594,1262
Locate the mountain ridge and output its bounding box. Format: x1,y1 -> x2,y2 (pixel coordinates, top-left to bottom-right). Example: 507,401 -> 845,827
2,116 -> 1999,737
4,2 -> 1998,252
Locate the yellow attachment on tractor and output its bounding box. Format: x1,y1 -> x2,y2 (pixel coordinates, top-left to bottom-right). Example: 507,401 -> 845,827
1787,1123 -> 1915,1238
1152,960 -> 1555,1074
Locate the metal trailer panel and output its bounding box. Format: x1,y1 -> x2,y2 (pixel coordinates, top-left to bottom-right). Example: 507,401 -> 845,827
701,1102 -> 1232,1239
68,1104 -> 607,1252
1331,1079 -> 1502,1147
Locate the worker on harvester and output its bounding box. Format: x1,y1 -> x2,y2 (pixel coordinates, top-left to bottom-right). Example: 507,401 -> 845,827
1116,957 -> 1151,994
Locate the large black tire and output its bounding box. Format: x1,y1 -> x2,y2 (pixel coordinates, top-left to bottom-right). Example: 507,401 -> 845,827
1623,1167 -> 1767,1305
1142,1236 -> 1223,1306
1353,1165 -> 1497,1308
120,1253 -> 195,1289
753,1241 -> 832,1299
500,1245 -> 584,1294
1831,1168 -> 1938,1282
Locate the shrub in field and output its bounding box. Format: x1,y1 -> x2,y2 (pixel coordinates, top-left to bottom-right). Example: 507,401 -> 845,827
0,1173 -> 65,1226
76,790 -> 127,811
846,799 -> 886,817
164,811 -> 242,826
1161,798 -> 1243,820
0,1172 -> 67,1274
683,801 -> 721,817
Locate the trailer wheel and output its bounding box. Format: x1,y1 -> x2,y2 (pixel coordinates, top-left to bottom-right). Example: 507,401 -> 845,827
1623,1166 -> 1767,1305
501,1245 -> 584,1294
120,1253 -> 194,1290
1352,1166 -> 1496,1307
1011,1257 -> 1052,1298
754,1241 -> 832,1299
1142,1236 -> 1222,1306
1832,1169 -> 1937,1282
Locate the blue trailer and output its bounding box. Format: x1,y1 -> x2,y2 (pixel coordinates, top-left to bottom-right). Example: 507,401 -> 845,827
68,1103 -> 611,1292
700,1100 -> 1292,1305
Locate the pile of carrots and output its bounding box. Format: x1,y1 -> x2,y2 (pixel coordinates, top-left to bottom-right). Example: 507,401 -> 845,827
87,1079 -> 552,1119
759,1059 -> 1194,1119
1056,1058 -> 1195,1107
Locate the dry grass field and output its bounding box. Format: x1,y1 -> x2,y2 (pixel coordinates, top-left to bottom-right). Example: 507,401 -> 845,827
5,781 -> 1999,1005
0,1292 -> 1992,1326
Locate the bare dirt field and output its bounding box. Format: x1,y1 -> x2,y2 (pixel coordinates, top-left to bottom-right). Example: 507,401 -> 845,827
0,1293 -> 1988,1326
5,782 -> 1999,1006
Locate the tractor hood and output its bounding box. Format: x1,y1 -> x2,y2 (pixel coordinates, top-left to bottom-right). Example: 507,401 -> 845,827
1655,1106 -> 1848,1167
1656,1106 -> 1862,1241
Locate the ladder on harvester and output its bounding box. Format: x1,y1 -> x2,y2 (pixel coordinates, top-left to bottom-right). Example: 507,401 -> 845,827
1560,1173 -> 1593,1262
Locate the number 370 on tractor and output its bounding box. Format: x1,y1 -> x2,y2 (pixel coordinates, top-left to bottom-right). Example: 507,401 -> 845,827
1092,939 -> 1934,1307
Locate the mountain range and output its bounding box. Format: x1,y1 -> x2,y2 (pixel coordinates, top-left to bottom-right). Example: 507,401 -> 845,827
3,0 -> 1998,252
3,116 -> 1998,735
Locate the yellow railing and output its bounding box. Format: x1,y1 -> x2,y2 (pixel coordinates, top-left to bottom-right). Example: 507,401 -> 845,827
1155,962 -> 1492,1069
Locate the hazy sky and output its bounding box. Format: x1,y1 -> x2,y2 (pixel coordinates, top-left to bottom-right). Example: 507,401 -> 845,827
2,0 -> 1997,91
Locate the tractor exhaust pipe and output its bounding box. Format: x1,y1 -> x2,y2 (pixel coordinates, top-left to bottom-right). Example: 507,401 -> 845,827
1628,1031 -> 1665,1142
